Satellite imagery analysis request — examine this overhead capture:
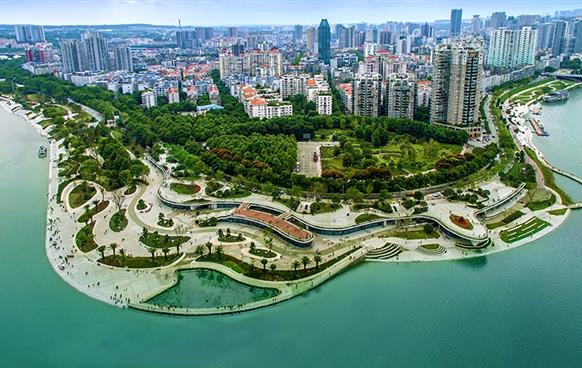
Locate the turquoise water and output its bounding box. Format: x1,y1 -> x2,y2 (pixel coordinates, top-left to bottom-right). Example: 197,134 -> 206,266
148,269 -> 279,308
2,105 -> 582,366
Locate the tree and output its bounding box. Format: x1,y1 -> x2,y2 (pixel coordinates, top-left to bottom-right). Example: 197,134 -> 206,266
97,245 -> 106,260
301,255 -> 311,270
314,254 -> 322,269
423,223 -> 434,234
269,263 -> 277,273
263,229 -> 274,253
205,241 -> 213,255
112,191 -> 125,211
292,260 -> 301,274
250,241 -> 256,253
216,245 -> 223,260
148,247 -> 156,259
260,258 -> 268,270
162,247 -> 169,260
119,248 -> 126,258
195,245 -> 205,259
109,243 -> 117,256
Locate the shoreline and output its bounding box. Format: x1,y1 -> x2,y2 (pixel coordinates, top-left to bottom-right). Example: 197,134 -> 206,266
0,94 -> 575,316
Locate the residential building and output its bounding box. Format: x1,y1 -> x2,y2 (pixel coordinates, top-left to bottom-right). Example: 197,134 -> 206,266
280,73 -> 333,115
167,87 -> 180,104
238,84 -> 293,119
318,19 -> 331,64
218,48 -> 283,78
416,80 -> 432,108
81,32 -> 110,72
353,73 -> 382,117
14,25 -> 45,43
113,46 -> 133,72
294,25 -> 303,41
338,83 -> 353,113
25,44 -> 52,63
141,90 -> 157,109
487,27 -> 537,69
60,40 -> 87,74
431,39 -> 483,127
385,73 -> 416,119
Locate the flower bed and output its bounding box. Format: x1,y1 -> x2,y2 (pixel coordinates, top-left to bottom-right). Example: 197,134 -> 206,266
450,214 -> 474,230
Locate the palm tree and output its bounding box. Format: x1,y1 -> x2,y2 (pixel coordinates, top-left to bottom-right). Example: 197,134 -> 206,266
292,260 -> 300,274
148,247 -> 156,259
314,254 -> 322,269
216,245 -> 224,260
119,248 -> 126,259
260,258 -> 268,270
195,245 -> 205,259
109,243 -> 117,256
162,247 -> 169,260
250,242 -> 256,253
269,263 -> 277,273
82,205 -> 91,223
90,199 -> 99,223
175,243 -> 181,254
97,245 -> 106,260
205,242 -> 213,255
301,256 -> 311,270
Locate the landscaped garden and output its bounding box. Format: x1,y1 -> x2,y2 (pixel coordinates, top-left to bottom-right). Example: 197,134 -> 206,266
69,183 -> 97,208
99,253 -> 181,268
140,230 -> 190,250
310,201 -> 341,214
77,200 -> 109,223
75,223 -> 98,252
500,217 -> 550,243
136,199 -> 147,210
486,210 -> 525,229
217,228 -> 244,242
354,213 -> 384,224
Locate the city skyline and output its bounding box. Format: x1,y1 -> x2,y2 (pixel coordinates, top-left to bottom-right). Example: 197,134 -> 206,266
0,0 -> 581,26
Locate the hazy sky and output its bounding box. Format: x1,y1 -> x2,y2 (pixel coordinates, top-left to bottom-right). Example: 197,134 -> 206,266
0,0 -> 580,26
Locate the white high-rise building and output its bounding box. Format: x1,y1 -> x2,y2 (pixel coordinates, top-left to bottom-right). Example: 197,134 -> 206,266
353,73 -> 382,117
141,90 -> 157,109
167,87 -> 180,104
316,94 -> 333,115
385,73 -> 416,119
431,39 -> 483,127
60,40 -> 87,74
487,27 -> 537,69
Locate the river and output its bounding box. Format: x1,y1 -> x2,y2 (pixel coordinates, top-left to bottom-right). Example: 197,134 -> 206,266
1,104 -> 582,366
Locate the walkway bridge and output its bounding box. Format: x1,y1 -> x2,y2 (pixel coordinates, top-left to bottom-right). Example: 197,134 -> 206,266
475,183 -> 526,219
542,73 -> 582,81
568,202 -> 582,210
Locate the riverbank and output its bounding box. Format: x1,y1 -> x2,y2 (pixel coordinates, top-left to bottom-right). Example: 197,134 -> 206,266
0,92 -> 575,316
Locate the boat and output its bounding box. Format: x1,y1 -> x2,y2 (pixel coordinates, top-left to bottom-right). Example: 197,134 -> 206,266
38,146 -> 47,158
542,90 -> 569,103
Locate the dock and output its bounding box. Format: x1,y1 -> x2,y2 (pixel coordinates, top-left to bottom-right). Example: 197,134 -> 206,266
529,118 -> 548,136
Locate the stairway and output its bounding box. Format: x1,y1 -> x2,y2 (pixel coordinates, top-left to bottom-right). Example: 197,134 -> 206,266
366,243 -> 402,260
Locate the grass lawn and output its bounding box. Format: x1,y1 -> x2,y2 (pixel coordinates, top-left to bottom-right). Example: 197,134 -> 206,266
77,201 -> 109,223
140,232 -> 190,249
69,183 -> 97,208
354,213 -> 384,224
109,209 -> 128,232
420,243 -> 440,250
276,197 -> 300,211
548,208 -> 567,216
486,210 -> 525,229
319,134 -> 462,177
170,182 -> 201,195
524,147 -> 572,205
526,193 -> 556,211
249,248 -> 277,258
310,201 -> 341,214
98,253 -> 181,268
75,223 -> 98,252
389,229 -> 440,240
124,185 -> 137,195
500,217 -> 550,243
